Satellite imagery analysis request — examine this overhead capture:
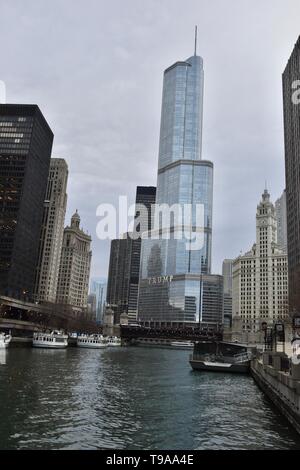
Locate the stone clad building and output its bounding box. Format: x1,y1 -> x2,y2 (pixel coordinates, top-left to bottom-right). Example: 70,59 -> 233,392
233,189 -> 288,332
56,211 -> 92,309
34,158 -> 68,303
275,190 -> 287,253
222,259 -> 233,327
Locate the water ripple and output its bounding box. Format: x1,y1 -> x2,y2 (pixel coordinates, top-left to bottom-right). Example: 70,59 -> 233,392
0,347 -> 300,449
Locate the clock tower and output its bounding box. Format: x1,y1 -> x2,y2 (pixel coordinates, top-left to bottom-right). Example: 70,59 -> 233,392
232,188 -> 288,333
256,188 -> 277,258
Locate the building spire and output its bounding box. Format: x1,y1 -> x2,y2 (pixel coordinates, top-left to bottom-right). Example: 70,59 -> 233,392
263,180 -> 270,199
194,25 -> 198,56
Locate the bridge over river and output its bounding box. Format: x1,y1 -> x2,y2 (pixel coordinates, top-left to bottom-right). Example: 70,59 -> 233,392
120,324 -> 223,343
0,295 -> 223,344
0,295 -> 100,337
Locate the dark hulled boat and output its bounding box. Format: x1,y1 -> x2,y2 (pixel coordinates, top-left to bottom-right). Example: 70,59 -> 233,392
189,341 -> 254,374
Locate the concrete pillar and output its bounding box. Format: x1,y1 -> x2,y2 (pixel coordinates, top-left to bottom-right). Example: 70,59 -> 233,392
113,325 -> 121,338
103,308 -> 114,337
262,352 -> 270,366
272,352 -> 288,371
120,312 -> 129,326
291,362 -> 300,380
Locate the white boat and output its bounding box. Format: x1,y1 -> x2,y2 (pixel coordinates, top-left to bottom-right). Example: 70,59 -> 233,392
135,338 -> 191,349
32,331 -> 68,349
107,336 -> 121,347
77,334 -> 108,349
189,356 -> 250,374
0,349 -> 7,365
170,341 -> 194,350
69,332 -> 78,339
0,333 -> 12,349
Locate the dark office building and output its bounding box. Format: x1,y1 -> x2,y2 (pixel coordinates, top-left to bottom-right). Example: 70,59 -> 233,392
201,274 -> 224,325
0,104 -> 53,300
106,236 -> 133,324
128,186 -> 156,323
283,37 -> 300,314
106,186 -> 156,324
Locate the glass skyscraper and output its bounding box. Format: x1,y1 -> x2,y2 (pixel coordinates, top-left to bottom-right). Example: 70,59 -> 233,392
90,278 -> 107,324
0,104 -> 53,301
138,46 -> 217,327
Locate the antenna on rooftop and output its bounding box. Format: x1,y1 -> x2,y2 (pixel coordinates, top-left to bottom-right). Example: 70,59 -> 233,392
194,25 -> 198,56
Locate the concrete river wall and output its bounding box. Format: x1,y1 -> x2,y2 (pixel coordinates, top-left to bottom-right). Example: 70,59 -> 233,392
251,352 -> 300,434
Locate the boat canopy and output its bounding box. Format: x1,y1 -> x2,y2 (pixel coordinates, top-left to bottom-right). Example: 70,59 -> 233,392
194,341 -> 248,356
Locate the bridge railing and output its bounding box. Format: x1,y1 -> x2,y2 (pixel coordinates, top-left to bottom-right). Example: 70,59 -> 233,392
120,325 -> 223,341
0,297 -> 101,334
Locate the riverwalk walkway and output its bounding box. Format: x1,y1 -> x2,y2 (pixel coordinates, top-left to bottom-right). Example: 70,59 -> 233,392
251,350 -> 300,434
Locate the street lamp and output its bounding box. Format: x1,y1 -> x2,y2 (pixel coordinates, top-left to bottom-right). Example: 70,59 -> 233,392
274,321 -> 285,353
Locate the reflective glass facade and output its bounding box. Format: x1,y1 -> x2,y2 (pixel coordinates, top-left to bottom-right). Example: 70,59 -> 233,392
138,274 -> 223,326
0,105 -> 53,301
138,52 -> 215,325
158,55 -> 204,168
155,160 -> 213,274
90,278 -> 107,324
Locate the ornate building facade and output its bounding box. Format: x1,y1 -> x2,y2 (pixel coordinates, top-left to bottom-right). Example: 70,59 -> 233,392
56,211 -> 92,309
222,259 -> 233,327
232,190 -> 288,332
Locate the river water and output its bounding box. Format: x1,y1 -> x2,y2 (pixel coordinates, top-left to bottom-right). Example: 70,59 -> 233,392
0,346 -> 300,450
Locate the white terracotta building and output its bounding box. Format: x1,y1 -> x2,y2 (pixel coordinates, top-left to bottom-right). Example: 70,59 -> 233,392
56,211 -> 92,309
233,189 -> 288,332
34,158 -> 68,303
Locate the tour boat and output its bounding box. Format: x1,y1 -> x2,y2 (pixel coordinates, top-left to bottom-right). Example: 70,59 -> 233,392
189,341 -> 253,374
77,334 -> 108,349
0,349 -> 6,365
69,332 -> 78,339
107,336 -> 122,347
0,333 -> 12,349
32,331 -> 68,349
135,338 -> 192,349
189,356 -> 251,374
170,341 -> 194,350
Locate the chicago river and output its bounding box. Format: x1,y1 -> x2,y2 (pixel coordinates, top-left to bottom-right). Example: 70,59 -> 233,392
0,347 -> 300,450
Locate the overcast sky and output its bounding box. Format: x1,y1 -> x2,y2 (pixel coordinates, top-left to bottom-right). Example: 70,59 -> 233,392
0,0 -> 299,279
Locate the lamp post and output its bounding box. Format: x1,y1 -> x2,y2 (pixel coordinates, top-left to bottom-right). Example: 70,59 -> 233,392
262,322 -> 268,351
274,321 -> 285,354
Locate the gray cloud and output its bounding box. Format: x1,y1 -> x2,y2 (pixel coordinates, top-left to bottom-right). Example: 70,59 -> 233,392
0,0 -> 299,278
